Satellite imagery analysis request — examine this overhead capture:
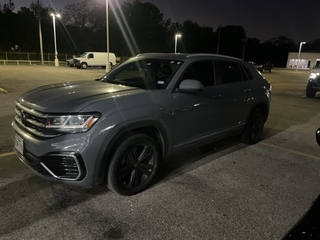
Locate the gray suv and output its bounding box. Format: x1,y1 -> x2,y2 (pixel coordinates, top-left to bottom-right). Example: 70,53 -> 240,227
12,53 -> 271,195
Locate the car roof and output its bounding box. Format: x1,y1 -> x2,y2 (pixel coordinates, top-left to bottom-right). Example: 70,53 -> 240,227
135,53 -> 242,62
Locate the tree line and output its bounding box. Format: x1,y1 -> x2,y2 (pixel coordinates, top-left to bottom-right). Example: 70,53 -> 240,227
1,0 -> 320,67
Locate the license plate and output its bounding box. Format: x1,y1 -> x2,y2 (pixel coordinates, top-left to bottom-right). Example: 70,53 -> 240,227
15,134 -> 24,155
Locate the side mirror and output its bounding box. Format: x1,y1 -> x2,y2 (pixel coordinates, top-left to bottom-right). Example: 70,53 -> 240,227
177,79 -> 204,93
316,128 -> 320,146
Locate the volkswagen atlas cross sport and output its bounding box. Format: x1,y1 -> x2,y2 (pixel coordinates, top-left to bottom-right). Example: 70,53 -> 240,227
12,53 -> 271,195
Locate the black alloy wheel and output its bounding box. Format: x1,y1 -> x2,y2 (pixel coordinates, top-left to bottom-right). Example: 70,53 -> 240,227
107,133 -> 160,195
241,109 -> 265,144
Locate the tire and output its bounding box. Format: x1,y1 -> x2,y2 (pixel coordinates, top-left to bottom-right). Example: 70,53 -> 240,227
240,108 -> 265,144
81,62 -> 87,69
107,133 -> 160,195
306,83 -> 316,98
269,68 -> 272,73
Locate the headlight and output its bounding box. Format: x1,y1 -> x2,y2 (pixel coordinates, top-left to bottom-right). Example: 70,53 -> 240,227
310,72 -> 320,79
45,113 -> 100,133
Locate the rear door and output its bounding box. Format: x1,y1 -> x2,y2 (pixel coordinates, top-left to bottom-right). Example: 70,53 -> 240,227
213,60 -> 254,129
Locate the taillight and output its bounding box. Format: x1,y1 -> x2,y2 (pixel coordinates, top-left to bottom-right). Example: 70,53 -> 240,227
267,82 -> 272,91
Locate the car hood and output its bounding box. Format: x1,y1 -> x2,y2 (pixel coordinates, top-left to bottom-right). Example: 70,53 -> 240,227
18,80 -> 145,112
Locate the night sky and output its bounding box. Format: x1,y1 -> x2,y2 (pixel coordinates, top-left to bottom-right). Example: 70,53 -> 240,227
9,0 -> 320,43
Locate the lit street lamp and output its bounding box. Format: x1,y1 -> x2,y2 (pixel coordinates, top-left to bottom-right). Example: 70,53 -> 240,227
50,13 -> 61,67
174,34 -> 181,54
106,0 -> 110,72
296,41 -> 306,71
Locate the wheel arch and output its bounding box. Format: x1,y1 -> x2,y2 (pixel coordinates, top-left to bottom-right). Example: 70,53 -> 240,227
94,121 -> 170,184
251,103 -> 269,122
250,101 -> 269,123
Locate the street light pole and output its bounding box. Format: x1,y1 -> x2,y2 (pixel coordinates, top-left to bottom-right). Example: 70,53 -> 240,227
296,41 -> 306,71
106,0 -> 110,72
37,0 -> 44,65
51,13 -> 60,67
217,25 -> 222,54
174,34 -> 181,54
242,37 -> 247,60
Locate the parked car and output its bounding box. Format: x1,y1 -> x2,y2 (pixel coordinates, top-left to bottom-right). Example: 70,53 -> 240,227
306,66 -> 320,98
66,58 -> 75,67
282,128 -> 320,239
12,53 -> 271,195
66,55 -> 80,67
73,52 -> 116,69
248,61 -> 274,72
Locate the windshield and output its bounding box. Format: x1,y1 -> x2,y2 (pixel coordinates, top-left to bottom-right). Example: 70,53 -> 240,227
79,52 -> 88,58
100,58 -> 184,90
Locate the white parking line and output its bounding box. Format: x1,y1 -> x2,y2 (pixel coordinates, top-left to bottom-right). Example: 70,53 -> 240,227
261,142 -> 320,161
0,87 -> 8,93
0,152 -> 15,158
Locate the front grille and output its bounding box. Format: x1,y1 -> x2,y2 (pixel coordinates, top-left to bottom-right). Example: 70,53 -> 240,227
14,101 -> 62,139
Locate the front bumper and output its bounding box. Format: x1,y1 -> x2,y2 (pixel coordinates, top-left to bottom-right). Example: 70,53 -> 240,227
13,146 -> 86,181
73,59 -> 80,67
12,120 -> 105,187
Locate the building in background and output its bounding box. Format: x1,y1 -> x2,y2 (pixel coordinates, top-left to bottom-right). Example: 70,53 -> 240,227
287,52 -> 320,70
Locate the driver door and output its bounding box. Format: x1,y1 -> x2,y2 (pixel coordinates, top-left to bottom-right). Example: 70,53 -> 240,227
171,60 -> 226,150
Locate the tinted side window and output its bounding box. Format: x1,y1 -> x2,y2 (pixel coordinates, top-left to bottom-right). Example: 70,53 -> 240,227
181,61 -> 214,87
88,53 -> 94,58
215,61 -> 242,85
241,65 -> 254,81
